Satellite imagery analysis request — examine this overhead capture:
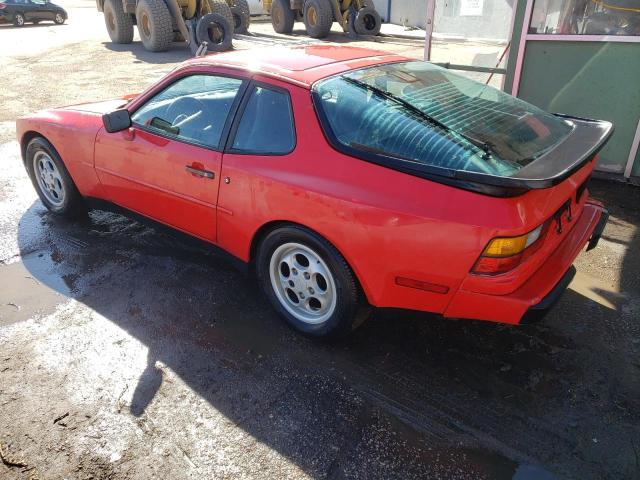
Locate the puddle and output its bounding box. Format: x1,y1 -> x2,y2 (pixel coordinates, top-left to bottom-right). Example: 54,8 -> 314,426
569,269 -> 626,311
0,251 -> 71,326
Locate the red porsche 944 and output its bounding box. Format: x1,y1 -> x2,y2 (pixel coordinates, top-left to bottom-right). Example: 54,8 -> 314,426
16,46 -> 612,338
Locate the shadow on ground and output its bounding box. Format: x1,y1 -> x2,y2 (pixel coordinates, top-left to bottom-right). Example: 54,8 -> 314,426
14,178 -> 640,479
102,41 -> 192,64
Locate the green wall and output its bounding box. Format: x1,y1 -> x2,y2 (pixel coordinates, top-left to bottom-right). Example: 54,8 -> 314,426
516,41 -> 640,176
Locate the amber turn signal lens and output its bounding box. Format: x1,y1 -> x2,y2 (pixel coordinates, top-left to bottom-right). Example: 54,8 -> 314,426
482,235 -> 529,257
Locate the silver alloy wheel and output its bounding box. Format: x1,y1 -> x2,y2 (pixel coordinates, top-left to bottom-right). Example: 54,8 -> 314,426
269,242 -> 337,324
15,14 -> 24,25
55,13 -> 64,23
33,151 -> 65,207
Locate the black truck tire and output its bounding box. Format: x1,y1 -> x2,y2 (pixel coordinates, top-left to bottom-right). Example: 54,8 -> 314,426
303,0 -> 333,39
196,13 -> 233,52
270,0 -> 294,34
353,6 -> 381,36
104,0 -> 134,44
136,0 -> 174,52
230,0 -> 250,33
206,0 -> 234,31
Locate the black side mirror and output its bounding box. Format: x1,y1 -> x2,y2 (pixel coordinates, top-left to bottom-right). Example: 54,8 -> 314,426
102,109 -> 131,133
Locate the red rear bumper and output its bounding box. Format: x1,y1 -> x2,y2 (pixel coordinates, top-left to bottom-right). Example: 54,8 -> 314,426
443,201 -> 606,324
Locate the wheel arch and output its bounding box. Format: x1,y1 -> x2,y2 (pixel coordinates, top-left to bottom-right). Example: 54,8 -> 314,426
20,130 -> 48,165
248,219 -> 373,303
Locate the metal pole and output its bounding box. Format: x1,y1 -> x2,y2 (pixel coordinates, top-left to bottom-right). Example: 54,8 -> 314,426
624,119 -> 640,179
424,0 -> 436,61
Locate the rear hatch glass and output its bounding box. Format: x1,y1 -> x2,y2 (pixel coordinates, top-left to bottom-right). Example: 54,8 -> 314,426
313,61 -> 612,195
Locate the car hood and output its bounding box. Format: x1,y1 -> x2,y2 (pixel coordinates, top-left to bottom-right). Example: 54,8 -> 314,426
61,98 -> 130,115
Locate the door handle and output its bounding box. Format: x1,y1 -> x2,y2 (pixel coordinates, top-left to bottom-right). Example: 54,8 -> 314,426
185,165 -> 215,179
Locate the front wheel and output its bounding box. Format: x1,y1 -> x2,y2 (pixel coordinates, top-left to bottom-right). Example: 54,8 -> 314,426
13,13 -> 25,26
256,226 -> 370,339
136,0 -> 173,52
54,12 -> 65,24
25,137 -> 86,218
303,0 -> 333,38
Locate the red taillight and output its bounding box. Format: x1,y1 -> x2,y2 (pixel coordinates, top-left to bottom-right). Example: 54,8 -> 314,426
471,222 -> 549,276
0,3 -> 7,9
472,254 -> 523,275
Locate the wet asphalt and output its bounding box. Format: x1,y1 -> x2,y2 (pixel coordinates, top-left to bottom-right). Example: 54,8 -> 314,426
1,4 -> 640,479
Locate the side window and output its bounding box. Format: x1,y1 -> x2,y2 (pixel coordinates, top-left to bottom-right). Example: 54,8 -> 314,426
231,85 -> 295,155
131,74 -> 243,149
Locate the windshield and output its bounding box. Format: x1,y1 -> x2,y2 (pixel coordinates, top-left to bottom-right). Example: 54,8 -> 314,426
313,61 -> 573,176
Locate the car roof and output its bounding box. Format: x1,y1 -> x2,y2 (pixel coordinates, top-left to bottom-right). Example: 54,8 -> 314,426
184,45 -> 410,88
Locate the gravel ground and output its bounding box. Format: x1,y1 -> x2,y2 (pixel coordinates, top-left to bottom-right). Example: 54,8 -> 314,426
1,2 -> 639,479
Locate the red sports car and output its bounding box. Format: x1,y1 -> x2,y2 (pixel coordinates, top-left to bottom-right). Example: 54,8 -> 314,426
16,46 -> 612,338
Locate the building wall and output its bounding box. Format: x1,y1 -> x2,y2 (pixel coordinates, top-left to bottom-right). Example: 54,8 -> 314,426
387,0 -> 514,41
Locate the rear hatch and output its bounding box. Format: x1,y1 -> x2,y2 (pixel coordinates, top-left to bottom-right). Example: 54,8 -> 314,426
312,60 -> 614,198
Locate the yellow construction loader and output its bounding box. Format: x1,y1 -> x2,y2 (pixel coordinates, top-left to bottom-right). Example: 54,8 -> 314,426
264,0 -> 382,38
97,0 -> 250,53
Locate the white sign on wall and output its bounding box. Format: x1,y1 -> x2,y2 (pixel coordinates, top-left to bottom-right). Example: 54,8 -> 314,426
460,0 -> 484,16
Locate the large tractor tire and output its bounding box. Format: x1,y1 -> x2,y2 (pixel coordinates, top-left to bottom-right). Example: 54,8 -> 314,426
271,0 -> 294,34
353,6 -> 381,36
230,0 -> 250,34
303,0 -> 333,39
205,0 -> 234,32
103,0 -> 134,44
196,13 -> 233,52
136,0 -> 173,51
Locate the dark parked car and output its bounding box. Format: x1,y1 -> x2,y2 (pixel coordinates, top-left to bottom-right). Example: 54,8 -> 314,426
0,0 -> 67,26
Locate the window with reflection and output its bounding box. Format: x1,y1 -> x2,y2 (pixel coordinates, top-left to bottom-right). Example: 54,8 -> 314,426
530,0 -> 640,36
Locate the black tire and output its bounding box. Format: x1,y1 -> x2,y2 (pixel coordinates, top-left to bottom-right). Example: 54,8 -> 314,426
270,0 -> 294,34
256,225 -> 370,339
303,0 -> 333,39
135,0 -> 173,52
104,0 -> 133,43
25,137 -> 86,218
230,0 -> 250,33
196,13 -> 233,52
205,0 -> 234,31
353,6 -> 381,36
53,12 -> 65,24
13,12 -> 25,26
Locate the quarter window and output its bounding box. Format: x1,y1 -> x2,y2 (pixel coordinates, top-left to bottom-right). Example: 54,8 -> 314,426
131,74 -> 244,149
231,86 -> 295,155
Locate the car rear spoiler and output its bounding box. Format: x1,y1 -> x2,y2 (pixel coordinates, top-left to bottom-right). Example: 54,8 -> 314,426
447,115 -> 614,196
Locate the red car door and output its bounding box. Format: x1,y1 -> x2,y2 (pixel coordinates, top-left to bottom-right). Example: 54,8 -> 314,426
216,81 -> 298,259
94,73 -> 246,242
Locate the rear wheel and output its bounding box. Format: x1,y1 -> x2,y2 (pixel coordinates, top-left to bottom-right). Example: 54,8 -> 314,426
303,0 -> 333,39
104,0 -> 133,43
13,12 -> 25,26
230,0 -> 250,33
270,0 -> 294,34
25,137 -> 86,218
353,6 -> 381,36
136,0 -> 173,52
256,226 -> 370,339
